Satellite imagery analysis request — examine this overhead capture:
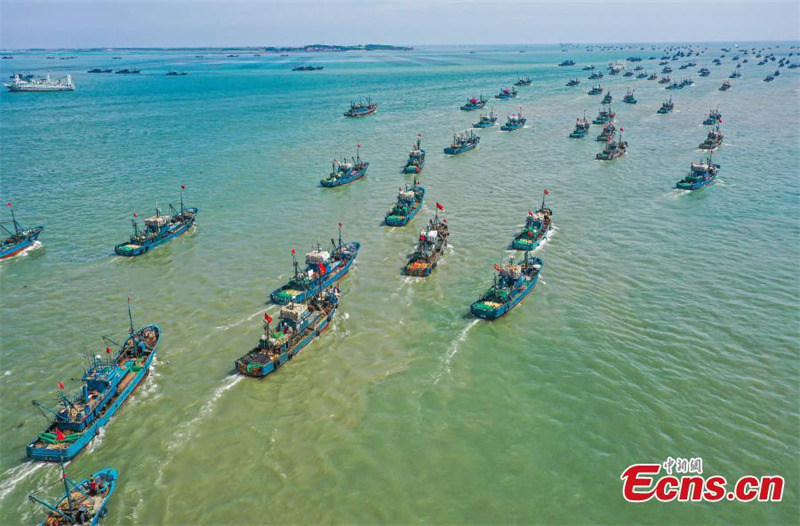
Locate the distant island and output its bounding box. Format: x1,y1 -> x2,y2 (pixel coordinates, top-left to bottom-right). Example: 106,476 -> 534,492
264,44 -> 412,53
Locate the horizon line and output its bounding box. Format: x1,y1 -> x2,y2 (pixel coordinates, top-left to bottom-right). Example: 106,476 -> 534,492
2,39 -> 797,52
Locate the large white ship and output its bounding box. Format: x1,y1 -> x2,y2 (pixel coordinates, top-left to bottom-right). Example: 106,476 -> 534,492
4,73 -> 75,92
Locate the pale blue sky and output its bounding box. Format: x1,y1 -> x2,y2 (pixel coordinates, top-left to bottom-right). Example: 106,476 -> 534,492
1,0 -> 797,49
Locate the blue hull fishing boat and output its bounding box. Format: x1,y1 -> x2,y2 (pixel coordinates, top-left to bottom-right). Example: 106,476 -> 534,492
114,187 -> 197,256
471,254 -> 544,320
321,146 -> 368,187
27,302 -> 161,462
385,180 -> 425,227
512,191 -> 552,251
473,109 -> 498,128
676,156 -> 720,190
702,107 -> 722,125
500,110 -> 526,131
569,115 -> 590,138
495,87 -> 518,100
444,131 -> 480,154
460,95 -> 487,111
1,203 -> 44,260
403,207 -> 449,277
29,466 -> 117,526
699,126 -> 723,150
403,135 -> 425,174
236,289 -> 339,378
657,96 -> 674,114
343,98 -> 377,117
270,224 -> 359,304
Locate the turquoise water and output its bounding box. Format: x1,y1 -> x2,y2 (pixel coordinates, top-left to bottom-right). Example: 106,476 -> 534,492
1,44 -> 798,524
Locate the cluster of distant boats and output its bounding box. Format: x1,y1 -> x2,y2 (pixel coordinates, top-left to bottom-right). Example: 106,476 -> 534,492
3,42 -> 796,525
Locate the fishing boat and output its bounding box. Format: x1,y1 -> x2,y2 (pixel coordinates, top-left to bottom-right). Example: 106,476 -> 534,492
699,126 -> 723,150
636,72 -> 648,79
582,65 -> 595,71
592,106 -> 615,124
648,72 -> 658,80
566,78 -> 580,86
558,59 -> 576,66
601,90 -> 613,104
114,187 -> 197,256
495,87 -> 518,100
473,109 -> 498,128
702,107 -> 722,125
659,75 -> 672,84
26,302 -> 161,462
588,71 -> 603,80
665,81 -> 682,90
444,131 -> 480,154
622,89 -> 637,104
569,112 -> 591,138
385,177 -> 425,228
343,98 -> 377,117
500,109 -> 526,131
596,121 -> 616,142
114,68 -> 140,74
587,85 -> 603,95
661,66 -> 673,74
623,71 -> 634,77
719,80 -> 732,91
320,146 -> 369,187
1,203 -> 44,260
5,74 -> 75,92
657,96 -> 674,114
28,465 -> 117,526
470,253 -> 544,320
403,207 -> 449,277
511,191 -> 552,250
291,65 -> 324,71
87,68 -> 112,74
596,128 -> 628,160
729,70 -> 742,78
269,225 -> 359,304
676,155 -> 720,190
166,70 -> 188,76
460,95 -> 487,111
515,75 -> 532,86
698,66 -> 711,77
403,135 -> 425,174
763,74 -> 774,82
680,77 -> 694,87
236,288 -> 339,378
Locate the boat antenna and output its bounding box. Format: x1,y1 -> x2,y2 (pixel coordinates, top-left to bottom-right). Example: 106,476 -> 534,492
541,188 -> 549,210
127,295 -> 135,335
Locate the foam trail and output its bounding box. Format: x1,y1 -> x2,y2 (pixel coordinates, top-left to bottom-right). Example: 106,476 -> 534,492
433,319 -> 480,385
169,375 -> 244,452
0,462 -> 49,501
216,307 -> 275,331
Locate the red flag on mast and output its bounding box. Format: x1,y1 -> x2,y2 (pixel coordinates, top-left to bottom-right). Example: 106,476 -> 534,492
58,381 -> 65,390
56,428 -> 65,441
435,202 -> 444,211
181,185 -> 185,190
291,249 -> 295,255
265,313 -> 273,324
106,347 -> 111,354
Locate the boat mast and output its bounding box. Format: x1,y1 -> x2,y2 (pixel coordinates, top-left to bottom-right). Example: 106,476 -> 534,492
127,295 -> 135,335
7,202 -> 22,235
338,222 -> 343,252
291,249 -> 298,278
180,185 -> 185,212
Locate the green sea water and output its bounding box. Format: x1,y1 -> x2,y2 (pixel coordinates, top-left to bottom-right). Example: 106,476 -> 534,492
1,44 -> 798,524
